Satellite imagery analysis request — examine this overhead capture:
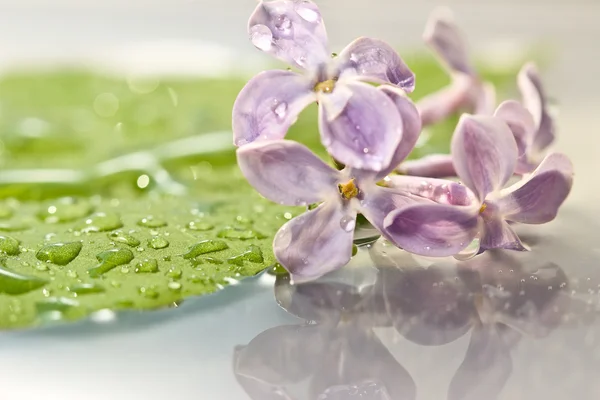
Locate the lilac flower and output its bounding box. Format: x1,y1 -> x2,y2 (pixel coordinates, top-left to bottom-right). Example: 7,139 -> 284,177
385,113 -> 573,254
236,87 -> 470,281
232,0 -> 415,171
399,64 -> 556,178
417,8 -> 495,126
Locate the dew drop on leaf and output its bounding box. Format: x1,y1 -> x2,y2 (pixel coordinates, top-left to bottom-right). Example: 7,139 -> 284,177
107,231 -> 140,247
88,248 -> 134,277
36,242 -> 82,265
0,235 -> 20,255
148,236 -> 169,249
135,258 -> 159,274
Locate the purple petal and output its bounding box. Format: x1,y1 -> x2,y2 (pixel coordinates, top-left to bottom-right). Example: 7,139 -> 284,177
232,70 -> 316,146
494,153 -> 573,224
451,115 -> 518,201
237,140 -> 339,206
397,154 -> 457,178
480,216 -> 526,252
376,86 -> 422,178
474,82 -> 496,116
423,8 -> 474,76
494,100 -> 536,158
358,185 -> 428,234
337,37 -> 415,92
518,63 -> 555,154
383,203 -> 480,257
274,202 -> 355,282
417,76 -> 475,126
248,0 -> 329,70
386,175 -> 475,206
319,81 -> 403,171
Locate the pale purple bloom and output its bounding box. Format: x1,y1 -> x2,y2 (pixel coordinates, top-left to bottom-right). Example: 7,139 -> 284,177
400,64 -> 556,178
235,88 -> 466,281
233,0 -> 415,171
385,113 -> 573,255
417,8 -> 495,126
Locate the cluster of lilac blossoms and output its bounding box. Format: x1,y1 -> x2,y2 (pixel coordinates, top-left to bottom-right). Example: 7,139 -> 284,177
232,0 -> 574,282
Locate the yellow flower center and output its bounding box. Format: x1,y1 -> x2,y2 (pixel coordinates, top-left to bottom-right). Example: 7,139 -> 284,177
479,203 -> 488,214
314,79 -> 336,93
338,179 -> 359,200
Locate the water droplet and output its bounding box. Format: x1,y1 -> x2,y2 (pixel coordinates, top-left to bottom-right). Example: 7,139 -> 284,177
203,257 -> 223,265
80,212 -> 123,233
187,221 -> 214,231
166,267 -> 182,279
36,242 -> 82,265
148,236 -> 169,249
363,147 -> 369,154
227,245 -> 264,266
66,270 -> 78,278
90,309 -> 117,323
168,281 -> 182,291
295,2 -> 321,22
250,24 -> 273,51
37,197 -> 93,224
137,216 -> 167,228
217,228 -> 267,240
136,174 -> 150,189
36,297 -> 79,321
70,283 -> 105,295
0,265 -> 48,295
135,258 -> 159,273
0,235 -> 20,255
283,212 -> 293,220
0,221 -> 30,232
273,101 -> 288,120
183,240 -> 229,259
138,286 -> 159,299
94,93 -> 119,117
454,238 -> 481,261
340,216 -> 356,232
274,15 -> 292,34
107,231 -> 140,247
88,248 -> 134,277
35,264 -> 49,272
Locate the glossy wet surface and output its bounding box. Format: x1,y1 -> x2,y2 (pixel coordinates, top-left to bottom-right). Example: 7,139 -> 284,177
1,210 -> 599,399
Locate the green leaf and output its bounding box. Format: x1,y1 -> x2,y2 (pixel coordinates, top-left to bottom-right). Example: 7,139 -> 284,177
0,54 -> 520,329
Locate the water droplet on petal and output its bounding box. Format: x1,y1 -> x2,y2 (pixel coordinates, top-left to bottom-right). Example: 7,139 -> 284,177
454,237 -> 481,261
340,216 -> 356,232
274,15 -> 292,34
295,3 -> 321,22
250,24 -> 273,51
273,101 -> 288,120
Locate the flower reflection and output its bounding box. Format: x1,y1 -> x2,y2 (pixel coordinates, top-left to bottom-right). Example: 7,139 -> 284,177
233,244 -> 571,399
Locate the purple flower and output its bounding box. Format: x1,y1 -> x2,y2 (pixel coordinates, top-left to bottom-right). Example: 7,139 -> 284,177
385,113 -> 573,255
236,88 -> 469,281
232,0 -> 415,171
399,64 -> 556,178
417,8 -> 495,126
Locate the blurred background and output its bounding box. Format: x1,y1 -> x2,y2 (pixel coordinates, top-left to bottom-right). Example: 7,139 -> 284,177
0,1 -> 599,399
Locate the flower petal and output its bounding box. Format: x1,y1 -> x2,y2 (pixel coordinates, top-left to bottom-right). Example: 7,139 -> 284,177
248,0 -> 329,70
417,76 -> 475,126
518,63 -> 555,154
386,175 -> 475,206
494,100 -> 536,156
237,140 -> 339,206
274,202 -> 355,282
397,154 -> 456,178
337,37 -> 415,92
423,8 -> 474,76
376,86 -> 422,178
480,216 -> 526,252
232,70 -> 316,146
451,115 -> 518,201
494,153 -> 573,224
383,203 -> 479,257
358,185 -> 428,235
474,81 -> 497,116
319,81 -> 403,171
